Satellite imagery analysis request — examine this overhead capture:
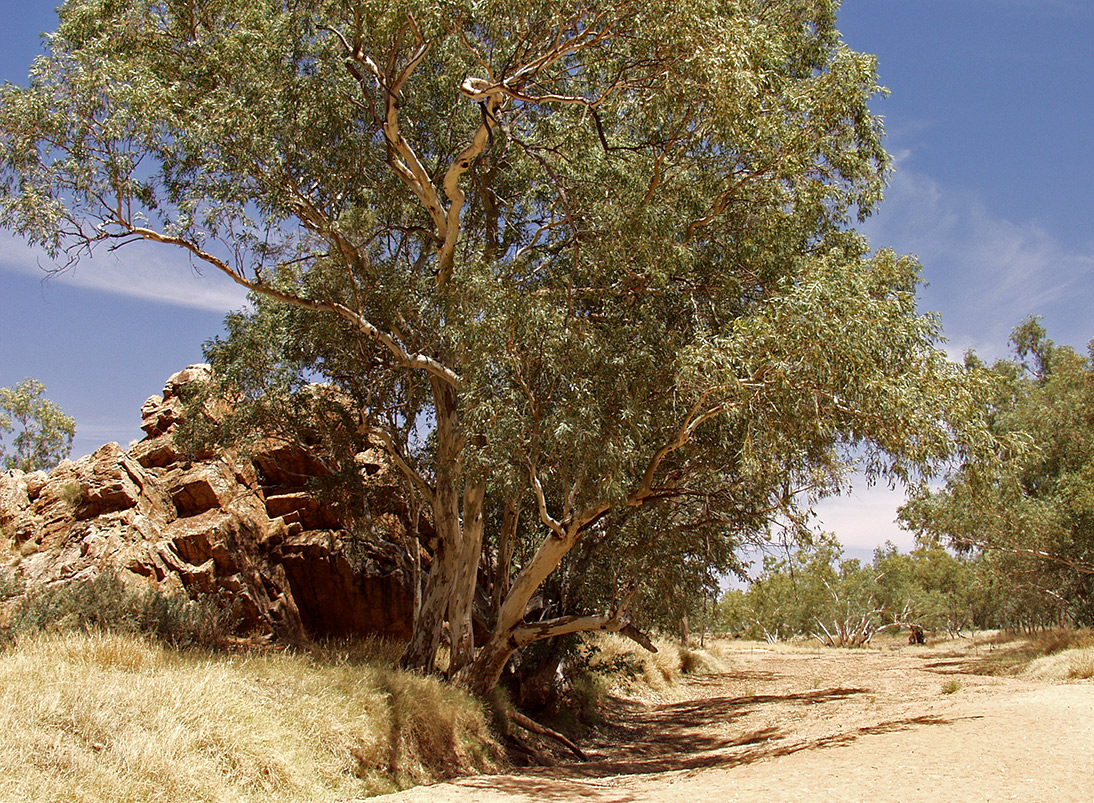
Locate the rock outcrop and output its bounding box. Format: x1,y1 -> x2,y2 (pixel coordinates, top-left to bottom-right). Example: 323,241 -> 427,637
0,366 -> 414,642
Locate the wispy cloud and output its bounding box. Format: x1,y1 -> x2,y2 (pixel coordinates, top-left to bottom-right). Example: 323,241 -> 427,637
817,158 -> 1094,553
70,420 -> 147,459
0,233 -> 250,314
860,162 -> 1094,360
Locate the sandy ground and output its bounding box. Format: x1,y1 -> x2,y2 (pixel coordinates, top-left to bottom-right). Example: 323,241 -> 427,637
364,638 -> 1094,802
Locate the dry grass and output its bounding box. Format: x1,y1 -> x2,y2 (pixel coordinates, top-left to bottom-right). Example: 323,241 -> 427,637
1023,647 -> 1094,681
0,631 -> 503,803
967,628 -> 1094,678
585,634 -> 732,700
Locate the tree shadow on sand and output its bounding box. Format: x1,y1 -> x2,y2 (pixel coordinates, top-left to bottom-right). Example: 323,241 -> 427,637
528,686 -> 969,779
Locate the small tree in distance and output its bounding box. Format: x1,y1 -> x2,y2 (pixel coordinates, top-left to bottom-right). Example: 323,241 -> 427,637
0,378 -> 76,472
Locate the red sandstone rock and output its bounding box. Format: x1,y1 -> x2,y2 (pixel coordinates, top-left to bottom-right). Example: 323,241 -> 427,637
0,365 -> 413,644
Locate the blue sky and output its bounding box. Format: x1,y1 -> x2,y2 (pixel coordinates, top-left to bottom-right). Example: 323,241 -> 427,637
1,1 -> 1091,560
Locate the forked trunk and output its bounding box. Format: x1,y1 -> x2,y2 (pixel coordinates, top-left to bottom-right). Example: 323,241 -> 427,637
461,524 -> 579,695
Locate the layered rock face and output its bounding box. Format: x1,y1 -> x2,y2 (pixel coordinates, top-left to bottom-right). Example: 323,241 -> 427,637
0,366 -> 413,642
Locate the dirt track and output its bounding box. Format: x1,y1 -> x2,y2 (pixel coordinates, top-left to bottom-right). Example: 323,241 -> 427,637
366,639 -> 1094,802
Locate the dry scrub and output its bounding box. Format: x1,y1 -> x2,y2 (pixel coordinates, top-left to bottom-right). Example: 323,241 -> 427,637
0,631 -> 503,803
582,634 -> 733,701
1018,629 -> 1094,681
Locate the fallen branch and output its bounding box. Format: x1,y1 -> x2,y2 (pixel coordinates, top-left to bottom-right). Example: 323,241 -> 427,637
509,710 -> 588,761
620,623 -> 657,653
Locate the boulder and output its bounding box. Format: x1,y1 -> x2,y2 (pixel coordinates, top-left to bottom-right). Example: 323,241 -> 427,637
0,366 -> 414,644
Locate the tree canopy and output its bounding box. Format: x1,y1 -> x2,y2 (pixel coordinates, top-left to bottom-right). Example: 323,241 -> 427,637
0,378 -> 76,473
901,319 -> 1094,628
0,0 -> 986,693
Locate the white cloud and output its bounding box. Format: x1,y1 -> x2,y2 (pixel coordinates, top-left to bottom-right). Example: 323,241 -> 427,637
860,165 -> 1094,360
0,232 -> 250,314
814,484 -> 914,554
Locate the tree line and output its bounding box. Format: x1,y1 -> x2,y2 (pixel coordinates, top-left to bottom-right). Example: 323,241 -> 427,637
718,540 -> 1003,645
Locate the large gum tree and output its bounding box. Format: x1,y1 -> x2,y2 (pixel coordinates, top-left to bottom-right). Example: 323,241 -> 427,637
0,0 -> 985,694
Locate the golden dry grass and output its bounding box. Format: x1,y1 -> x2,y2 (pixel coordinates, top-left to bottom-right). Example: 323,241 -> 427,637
1023,647 -> 1094,681
586,634 -> 732,700
0,631 -> 503,803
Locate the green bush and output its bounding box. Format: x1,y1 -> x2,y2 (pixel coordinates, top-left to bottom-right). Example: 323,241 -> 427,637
10,571 -> 233,648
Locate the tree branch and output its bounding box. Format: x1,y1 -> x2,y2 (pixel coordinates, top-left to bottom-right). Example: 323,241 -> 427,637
509,583 -> 653,650
363,426 -> 434,499
508,710 -> 588,761
120,225 -> 462,389
435,85 -> 504,284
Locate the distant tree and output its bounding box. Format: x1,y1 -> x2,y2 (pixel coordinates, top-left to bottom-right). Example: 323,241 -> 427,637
870,542 -> 980,635
718,539 -> 854,643
718,540 -> 987,644
0,0 -> 989,694
901,319 -> 1094,627
0,378 -> 76,472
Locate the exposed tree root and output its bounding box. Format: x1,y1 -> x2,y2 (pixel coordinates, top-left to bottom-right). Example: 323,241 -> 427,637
509,710 -> 589,761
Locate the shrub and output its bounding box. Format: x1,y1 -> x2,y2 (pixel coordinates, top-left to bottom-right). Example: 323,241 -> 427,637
0,569 -> 22,601
10,571 -> 233,648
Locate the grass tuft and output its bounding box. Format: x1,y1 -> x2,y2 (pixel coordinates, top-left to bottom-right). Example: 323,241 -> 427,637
579,634 -> 730,701
1023,646 -> 1094,681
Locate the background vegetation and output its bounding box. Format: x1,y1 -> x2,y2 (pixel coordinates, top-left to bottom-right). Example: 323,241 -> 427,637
0,378 -> 75,472
902,319 -> 1094,630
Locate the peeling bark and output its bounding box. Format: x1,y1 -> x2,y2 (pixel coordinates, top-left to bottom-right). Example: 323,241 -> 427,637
449,479 -> 485,675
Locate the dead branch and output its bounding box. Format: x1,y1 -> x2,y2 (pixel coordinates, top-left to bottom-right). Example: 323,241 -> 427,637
509,710 -> 588,761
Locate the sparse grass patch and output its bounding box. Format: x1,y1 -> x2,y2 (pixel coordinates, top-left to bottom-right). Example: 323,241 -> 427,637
941,679 -> 961,694
0,630 -> 503,803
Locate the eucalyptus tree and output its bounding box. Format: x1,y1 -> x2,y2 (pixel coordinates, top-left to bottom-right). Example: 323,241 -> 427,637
0,378 -> 76,473
0,0 -> 983,694
901,319 -> 1094,626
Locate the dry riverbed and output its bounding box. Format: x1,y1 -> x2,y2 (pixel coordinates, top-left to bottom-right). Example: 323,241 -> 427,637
364,636 -> 1094,802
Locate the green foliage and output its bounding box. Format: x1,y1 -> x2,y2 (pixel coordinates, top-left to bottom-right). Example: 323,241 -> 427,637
717,540 -> 984,644
0,0 -> 992,681
901,319 -> 1094,628
8,571 -> 234,649
0,378 -> 75,472
0,568 -> 23,601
